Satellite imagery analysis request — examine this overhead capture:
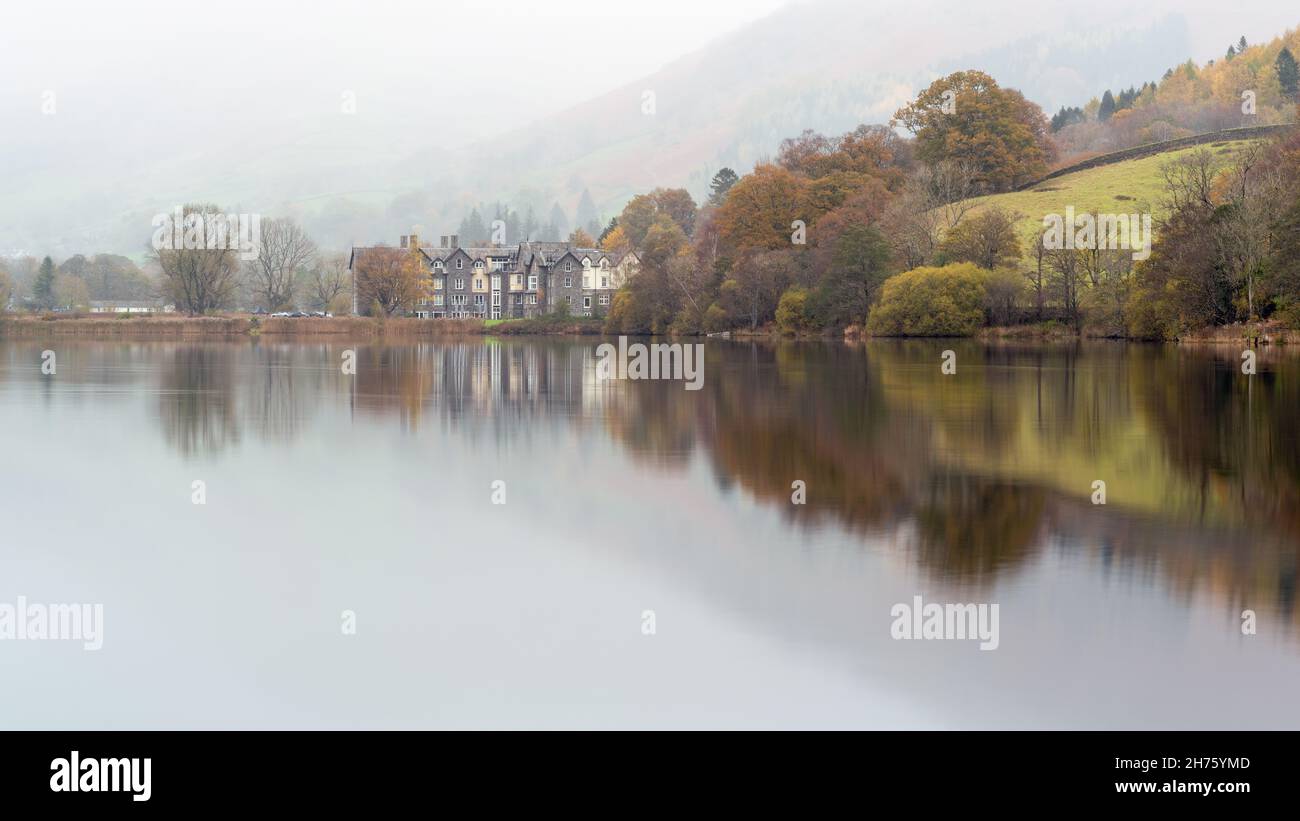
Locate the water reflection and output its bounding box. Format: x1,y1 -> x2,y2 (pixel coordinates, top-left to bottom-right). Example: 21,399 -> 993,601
2,337 -> 1297,632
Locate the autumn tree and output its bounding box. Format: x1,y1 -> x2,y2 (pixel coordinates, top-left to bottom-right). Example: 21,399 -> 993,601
716,164 -> 810,255
354,246 -> 425,316
568,227 -> 596,247
892,70 -> 1056,192
937,207 -> 1023,270
617,188 -> 698,247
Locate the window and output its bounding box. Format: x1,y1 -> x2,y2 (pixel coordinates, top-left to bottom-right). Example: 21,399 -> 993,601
456,259 -> 463,269
434,260 -> 443,269
600,259 -> 609,268
583,296 -> 591,309
583,259 -> 591,268
567,295 -> 575,306
454,277 -> 464,290
513,274 -> 522,286
599,294 -> 610,306
564,261 -> 573,272
434,279 -> 443,290
490,275 -> 501,291
434,294 -> 444,306
528,275 -> 538,290
474,294 -> 486,306
474,260 -> 484,270
451,294 -> 468,306
491,292 -> 501,306
600,276 -> 608,288
491,309 -> 501,319
564,276 -> 572,288
526,294 -> 537,305
514,294 -> 523,305
474,278 -> 485,290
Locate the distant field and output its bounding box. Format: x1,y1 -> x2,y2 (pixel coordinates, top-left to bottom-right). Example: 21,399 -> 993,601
958,139 -> 1263,245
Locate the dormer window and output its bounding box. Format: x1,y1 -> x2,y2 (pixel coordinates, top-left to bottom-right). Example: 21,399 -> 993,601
583,259 -> 591,268
474,260 -> 484,270
434,260 -> 443,269
600,259 -> 608,268
456,259 -> 463,269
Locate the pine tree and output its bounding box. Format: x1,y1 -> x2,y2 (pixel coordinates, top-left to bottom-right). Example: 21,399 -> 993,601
708,168 -> 739,206
1098,90 -> 1116,122
1226,44 -> 1236,61
575,188 -> 598,231
1277,47 -> 1299,101
34,256 -> 56,309
548,203 -> 569,240
1238,36 -> 1248,53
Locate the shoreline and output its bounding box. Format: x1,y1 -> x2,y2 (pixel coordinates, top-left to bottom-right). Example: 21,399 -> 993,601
1,314 -> 1293,345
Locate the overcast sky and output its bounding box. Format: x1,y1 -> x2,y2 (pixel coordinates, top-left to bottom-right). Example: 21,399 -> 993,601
2,0 -> 1297,257
3,0 -> 1297,150
2,0 -> 791,148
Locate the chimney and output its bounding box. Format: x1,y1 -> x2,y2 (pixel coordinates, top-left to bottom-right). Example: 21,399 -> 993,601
440,235 -> 449,249
450,235 -> 459,248
409,232 -> 419,249
400,235 -> 409,249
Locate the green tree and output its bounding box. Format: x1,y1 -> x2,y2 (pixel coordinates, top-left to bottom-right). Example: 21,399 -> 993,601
708,168 -> 740,205
1276,47 -> 1299,101
775,286 -> 812,334
866,263 -> 989,337
34,256 -> 56,309
0,266 -> 14,311
1098,90 -> 1116,122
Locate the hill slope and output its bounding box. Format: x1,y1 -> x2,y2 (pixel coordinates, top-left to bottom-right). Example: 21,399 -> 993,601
959,137 -> 1264,245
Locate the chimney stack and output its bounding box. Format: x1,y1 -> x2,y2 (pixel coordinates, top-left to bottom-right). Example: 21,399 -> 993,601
440,235 -> 449,249
450,235 -> 459,248
400,235 -> 409,249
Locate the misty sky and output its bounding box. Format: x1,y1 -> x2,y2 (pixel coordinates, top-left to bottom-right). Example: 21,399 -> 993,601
2,0 -> 1298,257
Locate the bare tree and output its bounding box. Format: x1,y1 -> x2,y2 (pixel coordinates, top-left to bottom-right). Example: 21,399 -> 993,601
246,217 -> 316,310
150,203 -> 241,315
305,252 -> 351,311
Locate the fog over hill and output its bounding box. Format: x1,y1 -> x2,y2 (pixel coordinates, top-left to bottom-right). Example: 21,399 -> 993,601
1,0 -> 1296,257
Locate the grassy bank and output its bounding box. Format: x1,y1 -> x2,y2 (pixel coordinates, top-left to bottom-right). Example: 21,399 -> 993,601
485,314 -> 605,335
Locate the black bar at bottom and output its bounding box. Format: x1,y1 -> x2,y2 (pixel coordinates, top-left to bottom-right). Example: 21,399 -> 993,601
1,730 -> 1288,808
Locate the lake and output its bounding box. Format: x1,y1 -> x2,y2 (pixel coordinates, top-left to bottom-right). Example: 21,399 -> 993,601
1,336 -> 1297,729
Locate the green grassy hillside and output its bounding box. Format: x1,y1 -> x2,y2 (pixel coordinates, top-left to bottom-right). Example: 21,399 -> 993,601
959,139 -> 1262,245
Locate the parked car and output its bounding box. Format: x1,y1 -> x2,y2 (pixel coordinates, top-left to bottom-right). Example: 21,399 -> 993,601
271,311 -> 292,317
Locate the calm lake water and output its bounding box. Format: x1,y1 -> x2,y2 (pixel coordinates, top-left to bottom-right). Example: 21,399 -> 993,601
1,336 -> 1298,729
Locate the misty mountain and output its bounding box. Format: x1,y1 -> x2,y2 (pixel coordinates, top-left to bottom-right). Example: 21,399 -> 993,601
0,1 -> 1219,258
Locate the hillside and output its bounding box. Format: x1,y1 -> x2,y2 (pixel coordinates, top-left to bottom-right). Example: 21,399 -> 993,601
957,136 -> 1264,245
